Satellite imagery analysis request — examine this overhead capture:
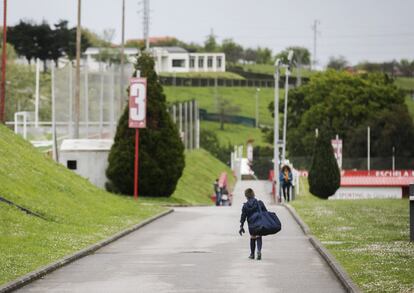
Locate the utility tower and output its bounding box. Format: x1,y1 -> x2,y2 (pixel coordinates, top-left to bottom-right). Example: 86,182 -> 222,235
143,0 -> 150,50
311,20 -> 320,70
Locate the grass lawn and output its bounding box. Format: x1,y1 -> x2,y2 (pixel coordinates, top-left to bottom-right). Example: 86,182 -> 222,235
159,71 -> 245,80
405,96 -> 414,120
239,63 -> 314,78
164,86 -> 281,126
140,148 -> 235,206
395,77 -> 414,91
291,179 -> 414,293
201,121 -> 269,148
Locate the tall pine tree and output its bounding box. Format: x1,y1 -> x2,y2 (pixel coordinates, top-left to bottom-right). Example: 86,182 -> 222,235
106,53 -> 185,197
308,132 -> 340,199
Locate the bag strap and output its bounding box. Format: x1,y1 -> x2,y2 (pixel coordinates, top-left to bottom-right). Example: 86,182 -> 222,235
257,200 -> 263,213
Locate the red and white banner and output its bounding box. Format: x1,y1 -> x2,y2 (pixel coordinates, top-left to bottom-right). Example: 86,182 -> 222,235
129,78 -> 147,128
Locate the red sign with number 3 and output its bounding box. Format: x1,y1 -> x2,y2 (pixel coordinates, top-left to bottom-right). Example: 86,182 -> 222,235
129,78 -> 147,128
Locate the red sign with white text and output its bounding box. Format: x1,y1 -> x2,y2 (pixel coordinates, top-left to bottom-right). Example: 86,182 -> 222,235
129,78 -> 147,128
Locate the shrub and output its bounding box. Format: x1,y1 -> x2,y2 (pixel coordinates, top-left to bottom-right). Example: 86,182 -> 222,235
106,53 -> 185,197
308,133 -> 340,199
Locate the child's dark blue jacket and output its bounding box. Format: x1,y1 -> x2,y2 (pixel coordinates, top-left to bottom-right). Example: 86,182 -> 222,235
240,197 -> 267,234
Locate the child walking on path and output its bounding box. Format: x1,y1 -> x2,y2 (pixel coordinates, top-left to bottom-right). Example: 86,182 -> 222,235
239,188 -> 268,260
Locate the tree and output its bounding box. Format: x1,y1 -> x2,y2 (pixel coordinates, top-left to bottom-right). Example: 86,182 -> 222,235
397,59 -> 414,77
275,46 -> 311,66
327,55 -> 349,70
256,47 -> 273,64
243,48 -> 258,63
204,31 -> 218,52
265,70 -> 414,160
308,132 -> 340,199
8,20 -> 37,64
200,129 -> 232,164
220,38 -> 243,64
217,96 -> 240,130
106,53 -> 185,197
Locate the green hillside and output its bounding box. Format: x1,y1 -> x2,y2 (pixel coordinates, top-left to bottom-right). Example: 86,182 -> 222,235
0,124 -> 235,285
142,149 -> 235,206
0,124 -> 166,285
201,121 -> 268,147
164,86 -> 281,126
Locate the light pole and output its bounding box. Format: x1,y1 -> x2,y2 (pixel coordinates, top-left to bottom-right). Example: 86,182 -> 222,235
273,59 -> 281,203
0,0 -> 7,123
255,88 -> 260,128
74,0 -> 82,138
120,0 -> 125,112
282,50 -> 294,163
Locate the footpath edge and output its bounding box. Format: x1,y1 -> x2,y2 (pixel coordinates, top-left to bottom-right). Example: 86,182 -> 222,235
0,209 -> 174,293
283,203 -> 361,293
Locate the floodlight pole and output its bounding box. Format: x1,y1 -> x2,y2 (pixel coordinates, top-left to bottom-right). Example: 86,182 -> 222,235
0,0 -> 7,123
74,0 -> 82,138
273,59 -> 281,203
120,0 -> 125,112
282,50 -> 294,163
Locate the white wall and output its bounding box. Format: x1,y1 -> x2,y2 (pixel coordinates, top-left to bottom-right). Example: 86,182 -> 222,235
59,150 -> 110,189
331,186 -> 402,200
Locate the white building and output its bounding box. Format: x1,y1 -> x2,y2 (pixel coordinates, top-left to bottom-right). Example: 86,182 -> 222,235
83,47 -> 139,71
59,139 -> 113,189
150,47 -> 226,73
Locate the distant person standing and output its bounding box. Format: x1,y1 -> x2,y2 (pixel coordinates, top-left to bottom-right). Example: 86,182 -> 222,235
213,179 -> 221,206
279,165 -> 293,202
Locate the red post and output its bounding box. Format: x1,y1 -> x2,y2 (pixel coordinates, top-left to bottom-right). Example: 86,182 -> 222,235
134,128 -> 139,199
0,0 -> 7,123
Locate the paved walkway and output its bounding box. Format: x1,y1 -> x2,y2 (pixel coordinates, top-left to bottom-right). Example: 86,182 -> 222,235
17,181 -> 345,293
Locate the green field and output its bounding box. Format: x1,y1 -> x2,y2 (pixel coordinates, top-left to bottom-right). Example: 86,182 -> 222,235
240,63 -> 314,78
405,96 -> 414,120
395,77 -> 414,91
291,180 -> 414,293
164,86 -> 281,126
0,124 -> 234,285
159,71 -> 245,80
201,121 -> 268,148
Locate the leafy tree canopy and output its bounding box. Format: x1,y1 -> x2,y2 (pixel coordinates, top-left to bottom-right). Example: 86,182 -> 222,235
267,70 -> 414,159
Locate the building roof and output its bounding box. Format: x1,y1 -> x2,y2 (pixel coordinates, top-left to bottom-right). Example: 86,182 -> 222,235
84,47 -> 139,55
152,46 -> 188,54
60,139 -> 114,152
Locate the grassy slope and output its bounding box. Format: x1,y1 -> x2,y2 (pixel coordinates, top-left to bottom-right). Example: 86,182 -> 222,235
201,121 -> 269,147
291,179 -> 414,293
164,86 -> 281,126
0,124 -> 167,285
240,63 -> 314,78
159,71 -> 244,80
141,149 -> 235,206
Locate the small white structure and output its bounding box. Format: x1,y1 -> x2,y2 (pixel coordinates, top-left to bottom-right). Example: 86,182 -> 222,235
59,139 -> 113,189
150,47 -> 226,73
83,47 -> 139,71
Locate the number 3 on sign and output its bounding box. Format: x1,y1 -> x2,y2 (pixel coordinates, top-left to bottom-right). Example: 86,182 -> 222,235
129,78 -> 147,128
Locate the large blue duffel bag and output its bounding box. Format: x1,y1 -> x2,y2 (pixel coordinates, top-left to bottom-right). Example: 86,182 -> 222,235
247,204 -> 282,236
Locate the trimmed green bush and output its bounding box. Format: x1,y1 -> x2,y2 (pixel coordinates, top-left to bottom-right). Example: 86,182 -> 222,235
106,53 -> 185,197
308,133 -> 340,199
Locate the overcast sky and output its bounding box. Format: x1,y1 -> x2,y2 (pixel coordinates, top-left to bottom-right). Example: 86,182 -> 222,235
5,0 -> 414,66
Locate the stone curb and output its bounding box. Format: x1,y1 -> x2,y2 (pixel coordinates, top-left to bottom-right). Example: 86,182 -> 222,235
283,204 -> 361,293
0,209 -> 174,293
